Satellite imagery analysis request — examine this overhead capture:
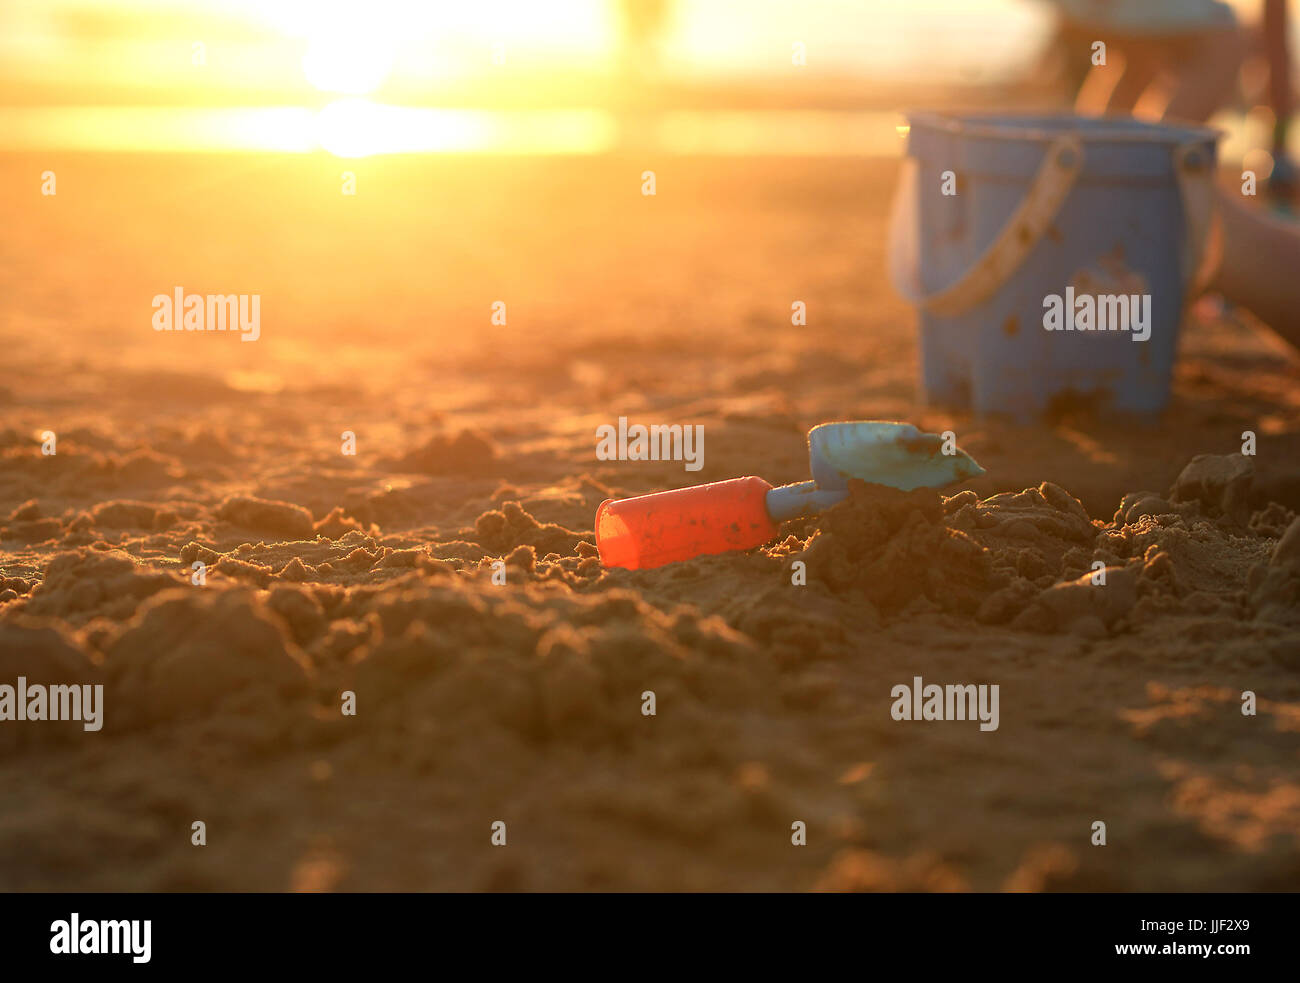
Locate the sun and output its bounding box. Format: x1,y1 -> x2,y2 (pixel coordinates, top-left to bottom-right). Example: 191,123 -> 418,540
302,24 -> 397,96
293,0 -> 442,96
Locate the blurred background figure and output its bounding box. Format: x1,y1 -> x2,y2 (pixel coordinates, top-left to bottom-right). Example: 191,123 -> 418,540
1263,0 -> 1296,188
1036,0 -> 1300,347
1060,0 -> 1246,123
1042,0 -> 1294,185
618,0 -> 673,78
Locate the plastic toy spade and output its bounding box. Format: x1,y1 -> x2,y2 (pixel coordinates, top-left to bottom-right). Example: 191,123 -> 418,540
595,421 -> 984,570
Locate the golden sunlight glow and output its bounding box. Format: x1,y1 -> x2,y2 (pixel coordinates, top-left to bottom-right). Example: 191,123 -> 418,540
295,0 -> 435,95
294,0 -> 615,95
302,30 -> 397,96
315,99 -> 618,157
316,99 -> 449,156
0,0 -> 1291,159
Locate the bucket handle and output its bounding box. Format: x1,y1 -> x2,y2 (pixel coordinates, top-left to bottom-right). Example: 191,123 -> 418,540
1174,141 -> 1220,296
889,135 -> 1085,318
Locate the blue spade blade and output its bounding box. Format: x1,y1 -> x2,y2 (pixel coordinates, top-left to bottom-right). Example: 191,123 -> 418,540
809,421 -> 984,490
766,421 -> 985,521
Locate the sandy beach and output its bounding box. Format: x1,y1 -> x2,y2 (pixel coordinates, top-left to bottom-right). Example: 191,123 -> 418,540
1,150 -> 1298,891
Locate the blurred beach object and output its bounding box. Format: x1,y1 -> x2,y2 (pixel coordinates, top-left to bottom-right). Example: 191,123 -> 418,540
890,113 -> 1219,416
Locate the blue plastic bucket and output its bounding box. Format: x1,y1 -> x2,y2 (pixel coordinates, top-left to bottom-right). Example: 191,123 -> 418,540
889,113 -> 1219,416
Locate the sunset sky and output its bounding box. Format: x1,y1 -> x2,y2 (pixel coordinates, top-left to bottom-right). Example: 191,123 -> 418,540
0,0 -> 1061,102
0,0 -> 1291,155
3,0 -> 1286,99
